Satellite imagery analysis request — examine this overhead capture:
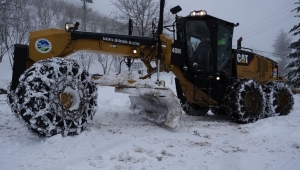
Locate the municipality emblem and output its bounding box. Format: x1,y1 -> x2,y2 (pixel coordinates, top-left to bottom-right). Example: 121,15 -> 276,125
35,38 -> 52,53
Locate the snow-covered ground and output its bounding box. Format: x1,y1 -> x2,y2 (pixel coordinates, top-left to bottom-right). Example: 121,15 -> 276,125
0,56 -> 299,170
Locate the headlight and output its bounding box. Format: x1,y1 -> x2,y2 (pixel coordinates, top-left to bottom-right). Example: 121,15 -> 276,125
65,22 -> 80,32
199,10 -> 207,16
65,22 -> 74,32
190,10 -> 207,16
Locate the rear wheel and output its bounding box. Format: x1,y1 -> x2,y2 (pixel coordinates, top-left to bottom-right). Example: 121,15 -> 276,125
223,79 -> 265,123
263,81 -> 294,116
175,78 -> 208,116
8,58 -> 98,137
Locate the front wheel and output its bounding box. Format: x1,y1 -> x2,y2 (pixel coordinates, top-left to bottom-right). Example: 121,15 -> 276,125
8,58 -> 98,137
223,79 -> 265,123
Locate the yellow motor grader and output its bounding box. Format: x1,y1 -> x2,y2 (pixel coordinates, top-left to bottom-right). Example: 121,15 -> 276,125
6,1 -> 294,137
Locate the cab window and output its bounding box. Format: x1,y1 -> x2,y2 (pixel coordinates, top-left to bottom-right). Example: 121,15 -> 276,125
186,21 -> 213,72
217,25 -> 232,71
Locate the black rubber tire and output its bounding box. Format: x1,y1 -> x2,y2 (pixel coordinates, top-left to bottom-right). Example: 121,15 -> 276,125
8,58 -> 98,137
0,88 -> 6,94
182,102 -> 209,116
223,79 -> 265,123
175,78 -> 208,116
7,86 -> 18,117
263,81 -> 294,116
210,107 -> 227,115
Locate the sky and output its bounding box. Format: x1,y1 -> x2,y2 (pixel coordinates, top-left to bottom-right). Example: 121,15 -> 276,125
73,0 -> 299,60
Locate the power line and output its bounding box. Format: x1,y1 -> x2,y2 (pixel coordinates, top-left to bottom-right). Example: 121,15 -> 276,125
235,0 -> 296,35
232,46 -> 288,58
234,6 -> 295,38
230,1 -> 297,59
235,14 -> 294,39
235,7 -> 294,35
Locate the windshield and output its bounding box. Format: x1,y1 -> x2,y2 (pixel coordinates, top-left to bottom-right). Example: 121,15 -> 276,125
217,25 -> 232,71
186,21 -> 213,72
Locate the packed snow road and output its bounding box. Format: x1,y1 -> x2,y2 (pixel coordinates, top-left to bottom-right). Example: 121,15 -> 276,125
0,80 -> 300,170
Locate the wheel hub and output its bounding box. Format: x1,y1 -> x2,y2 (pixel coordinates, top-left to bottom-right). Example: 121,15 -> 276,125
244,92 -> 259,114
60,86 -> 81,111
276,91 -> 288,112
60,92 -> 74,109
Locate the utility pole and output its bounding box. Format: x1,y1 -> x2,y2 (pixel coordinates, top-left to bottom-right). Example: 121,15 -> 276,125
81,0 -> 93,31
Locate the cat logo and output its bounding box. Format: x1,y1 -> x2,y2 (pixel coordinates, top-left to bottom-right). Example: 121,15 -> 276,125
172,47 -> 181,54
237,54 -> 248,64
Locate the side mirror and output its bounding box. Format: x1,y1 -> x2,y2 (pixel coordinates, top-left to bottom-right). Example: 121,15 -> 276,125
170,5 -> 182,15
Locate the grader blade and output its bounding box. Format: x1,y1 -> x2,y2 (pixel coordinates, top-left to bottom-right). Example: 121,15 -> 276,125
129,96 -> 168,123
115,87 -> 182,128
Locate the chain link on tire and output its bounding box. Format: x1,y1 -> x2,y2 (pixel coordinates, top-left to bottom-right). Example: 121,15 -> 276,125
7,58 -> 98,137
263,80 -> 294,117
223,79 -> 265,123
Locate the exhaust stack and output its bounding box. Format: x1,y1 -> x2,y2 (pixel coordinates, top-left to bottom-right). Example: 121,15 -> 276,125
237,37 -> 243,49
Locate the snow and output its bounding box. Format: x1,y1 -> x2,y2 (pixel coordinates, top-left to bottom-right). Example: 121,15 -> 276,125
0,56 -> 300,170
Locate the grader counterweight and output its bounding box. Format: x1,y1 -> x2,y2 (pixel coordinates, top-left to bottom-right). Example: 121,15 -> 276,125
6,0 -> 294,137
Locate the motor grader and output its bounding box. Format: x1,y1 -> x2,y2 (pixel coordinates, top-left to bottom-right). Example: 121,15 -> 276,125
6,0 -> 294,137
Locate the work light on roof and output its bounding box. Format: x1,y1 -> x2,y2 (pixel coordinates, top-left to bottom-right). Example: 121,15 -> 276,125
65,22 -> 80,32
190,10 -> 207,16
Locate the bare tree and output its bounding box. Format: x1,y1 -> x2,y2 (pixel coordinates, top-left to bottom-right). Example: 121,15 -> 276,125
76,52 -> 96,71
81,0 -> 93,31
29,0 -> 61,29
0,0 -> 134,74
110,0 -> 172,36
55,1 -> 81,29
113,56 -> 127,74
0,0 -> 32,62
97,54 -> 114,74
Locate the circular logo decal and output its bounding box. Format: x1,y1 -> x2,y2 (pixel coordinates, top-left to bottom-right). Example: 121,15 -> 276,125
35,38 -> 52,53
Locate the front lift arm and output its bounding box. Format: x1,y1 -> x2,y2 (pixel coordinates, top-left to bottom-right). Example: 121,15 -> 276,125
27,29 -> 174,77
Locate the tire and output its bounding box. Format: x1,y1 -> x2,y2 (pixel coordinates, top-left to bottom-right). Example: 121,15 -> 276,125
210,107 -> 227,115
263,81 -> 294,116
9,58 -> 98,137
7,85 -> 18,117
223,79 -> 265,123
175,78 -> 208,116
182,102 -> 209,116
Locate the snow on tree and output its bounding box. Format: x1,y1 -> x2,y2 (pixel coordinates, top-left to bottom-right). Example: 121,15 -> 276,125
272,29 -> 292,76
286,0 -> 300,87
81,0 -> 93,31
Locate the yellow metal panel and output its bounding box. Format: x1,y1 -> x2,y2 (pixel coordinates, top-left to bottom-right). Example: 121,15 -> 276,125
29,29 -> 71,62
236,56 -> 258,80
171,66 -> 217,106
